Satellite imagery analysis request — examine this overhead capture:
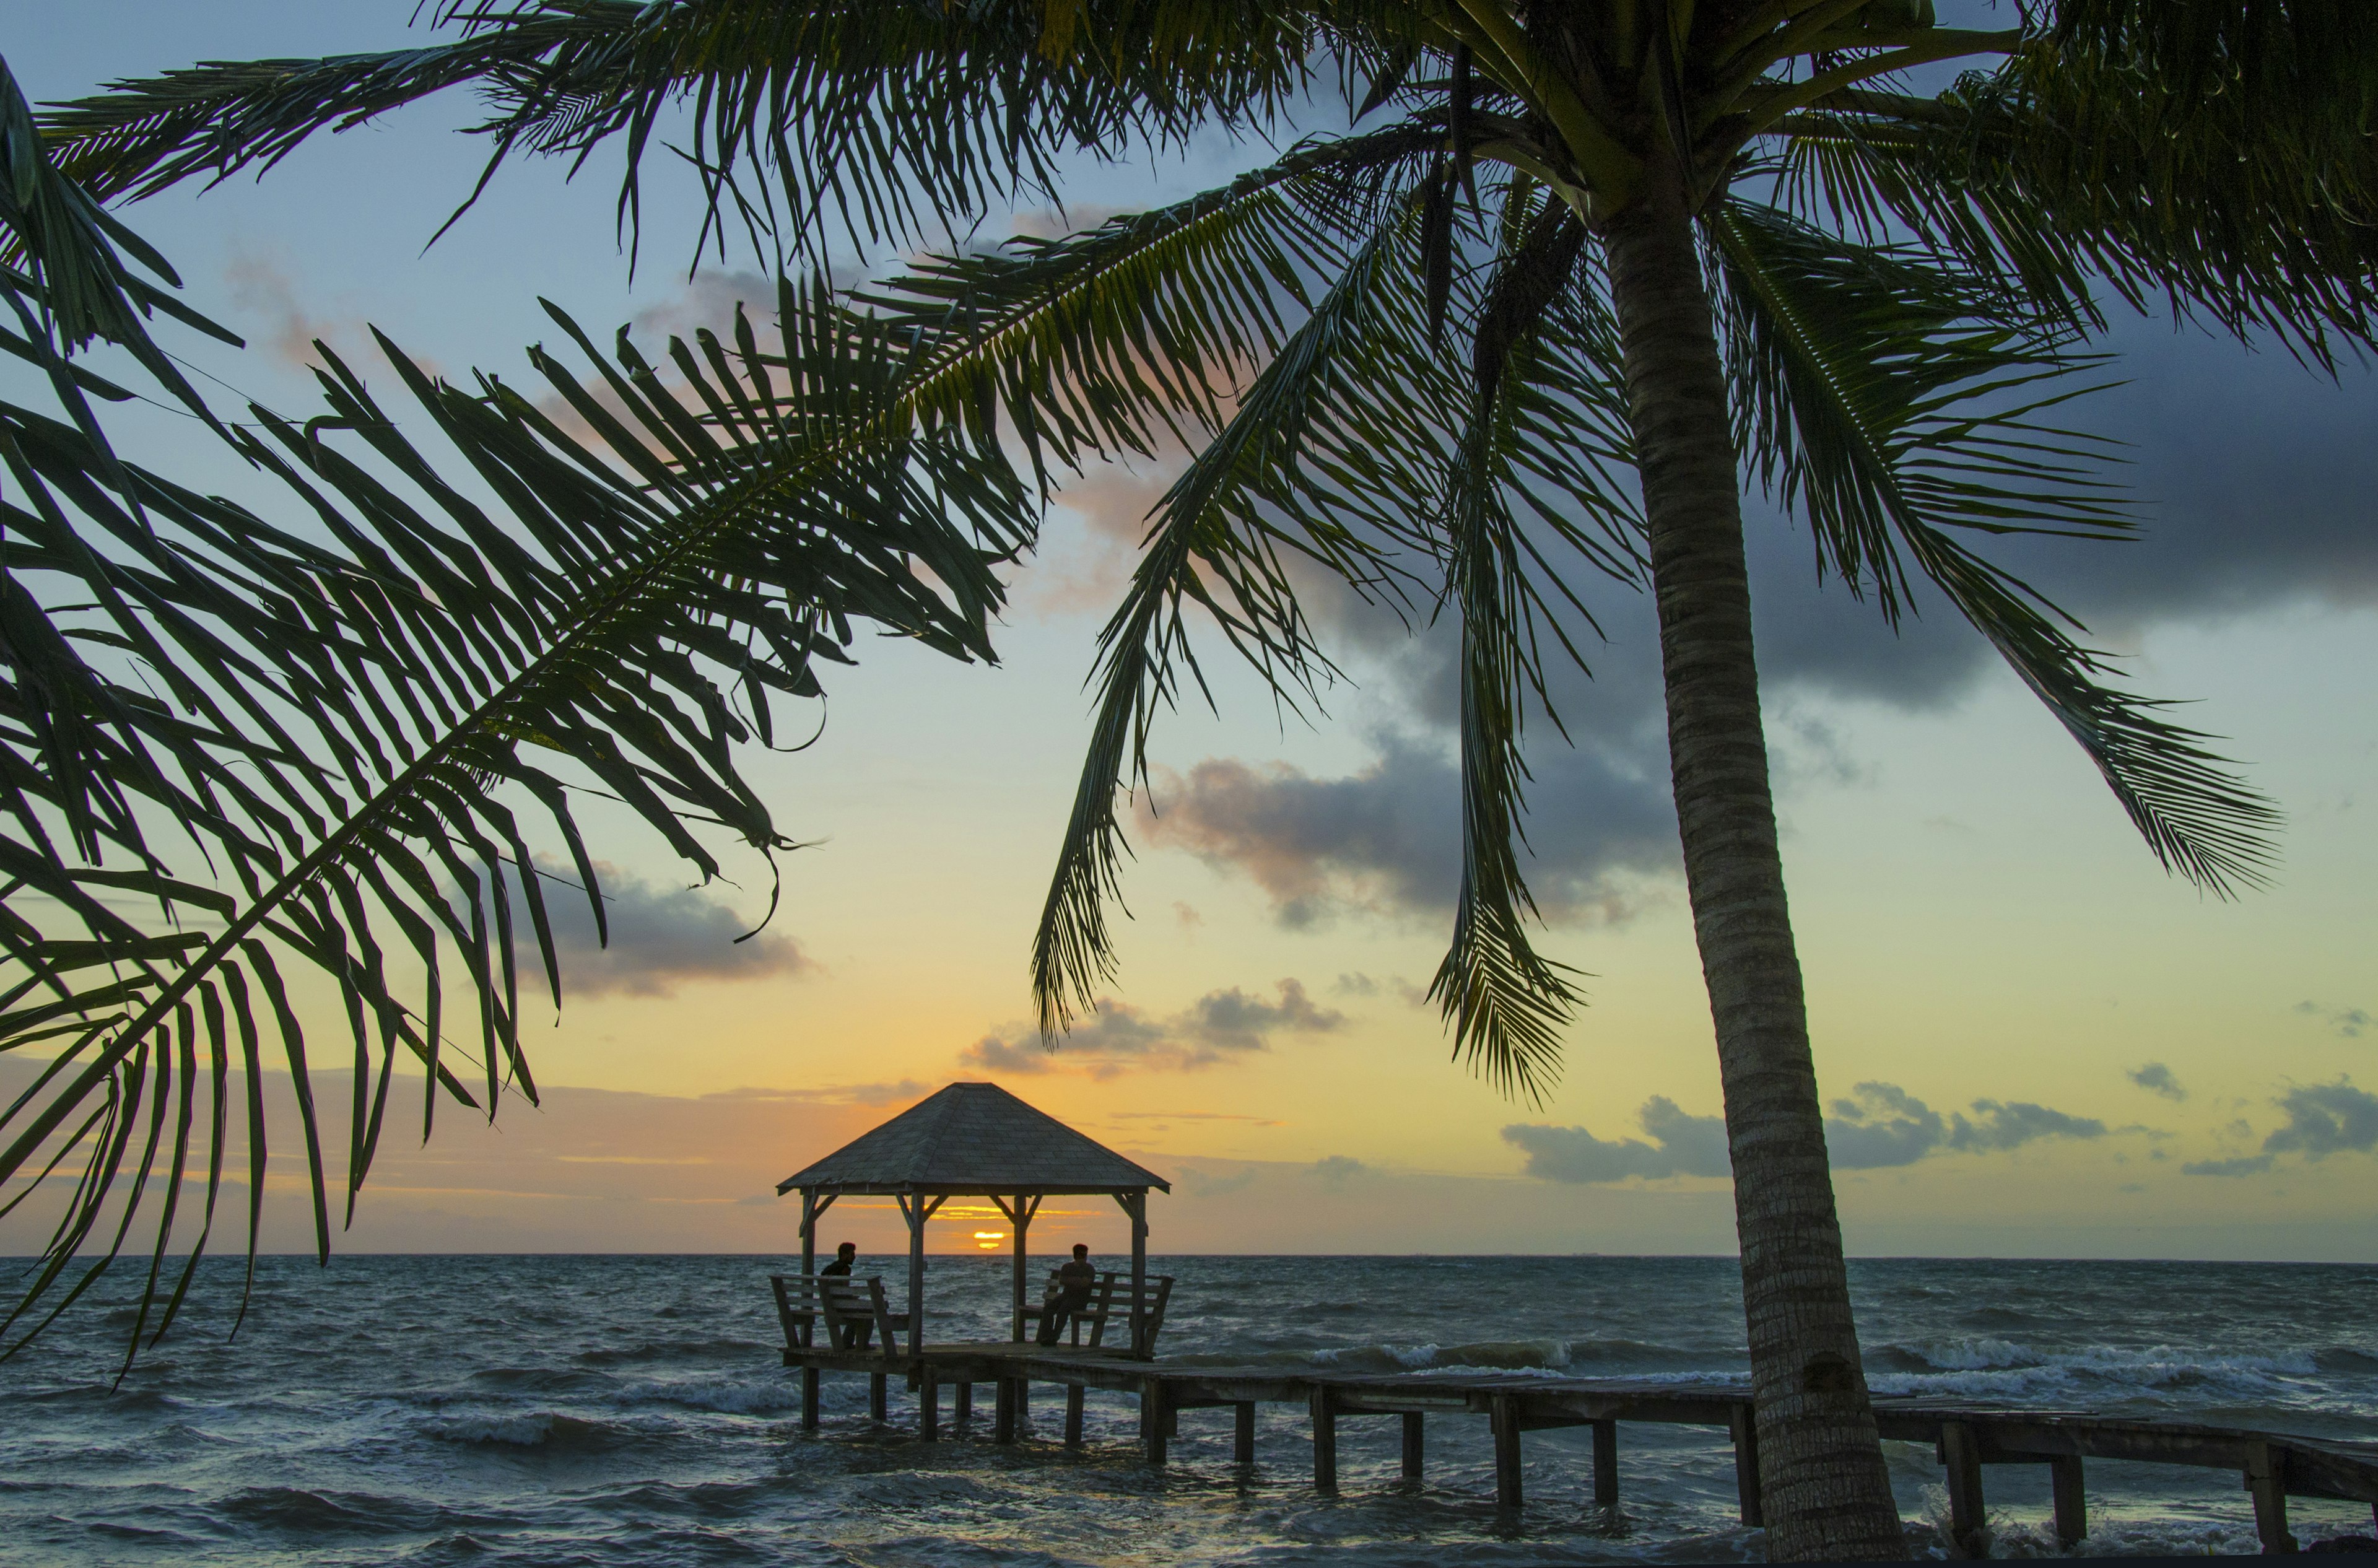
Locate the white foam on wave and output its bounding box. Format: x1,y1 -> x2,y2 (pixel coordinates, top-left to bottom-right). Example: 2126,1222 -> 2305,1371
1871,1336 -> 2330,1403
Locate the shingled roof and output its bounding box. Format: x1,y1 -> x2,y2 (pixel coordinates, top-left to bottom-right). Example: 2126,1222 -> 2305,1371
776,1082 -> 1170,1196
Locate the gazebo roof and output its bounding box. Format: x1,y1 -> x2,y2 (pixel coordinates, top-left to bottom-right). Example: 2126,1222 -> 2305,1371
776,1081 -> 1170,1196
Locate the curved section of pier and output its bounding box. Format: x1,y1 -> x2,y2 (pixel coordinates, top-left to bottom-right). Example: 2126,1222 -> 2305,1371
780,1342 -> 2378,1556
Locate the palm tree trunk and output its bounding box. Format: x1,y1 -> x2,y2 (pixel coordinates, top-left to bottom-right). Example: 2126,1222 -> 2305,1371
1600,160 -> 1907,1562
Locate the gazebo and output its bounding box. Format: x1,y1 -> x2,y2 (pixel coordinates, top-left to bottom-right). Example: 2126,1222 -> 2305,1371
777,1081 -> 1171,1356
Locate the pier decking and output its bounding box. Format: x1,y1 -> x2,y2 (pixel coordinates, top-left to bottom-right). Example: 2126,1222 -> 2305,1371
781,1341 -> 2378,1557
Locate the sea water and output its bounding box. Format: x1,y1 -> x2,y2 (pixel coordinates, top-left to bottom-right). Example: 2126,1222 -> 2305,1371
1,1255 -> 2373,1564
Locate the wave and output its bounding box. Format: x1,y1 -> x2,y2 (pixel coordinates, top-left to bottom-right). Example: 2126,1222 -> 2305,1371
1863,1336 -> 2353,1406
573,1337 -> 775,1367
416,1411 -> 638,1450
215,1486 -> 466,1535
621,1377 -> 808,1416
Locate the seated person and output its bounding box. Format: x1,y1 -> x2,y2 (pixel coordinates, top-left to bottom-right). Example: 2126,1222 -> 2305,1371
819,1241 -> 870,1348
1036,1244 -> 1100,1345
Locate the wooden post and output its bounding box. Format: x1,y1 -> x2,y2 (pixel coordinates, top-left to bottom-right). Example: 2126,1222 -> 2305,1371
994,1378 -> 1017,1444
2050,1453 -> 2088,1548
2245,1440 -> 2297,1554
800,1367 -> 820,1430
1491,1393 -> 1523,1510
1235,1402 -> 1258,1464
918,1368 -> 939,1443
1940,1421 -> 1987,1558
997,1194 -> 1040,1342
953,1382 -> 973,1424
799,1190 -> 816,1279
1310,1386 -> 1338,1491
1729,1403 -> 1762,1527
1140,1376 -> 1168,1465
1017,1381 -> 1031,1422
1401,1412 -> 1424,1480
1125,1191 -> 1149,1356
901,1192 -> 926,1358
869,1372 -> 888,1424
1065,1385 -> 1087,1448
1591,1418 -> 1619,1509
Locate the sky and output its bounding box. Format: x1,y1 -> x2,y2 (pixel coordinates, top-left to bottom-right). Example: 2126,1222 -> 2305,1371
2,3 -> 2374,1267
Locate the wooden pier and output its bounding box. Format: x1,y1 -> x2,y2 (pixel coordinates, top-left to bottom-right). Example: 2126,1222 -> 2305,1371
780,1341 -> 2378,1557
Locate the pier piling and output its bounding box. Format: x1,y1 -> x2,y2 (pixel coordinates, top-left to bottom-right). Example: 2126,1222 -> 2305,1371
1592,1418 -> 1619,1509
1491,1393 -> 1523,1509
918,1370 -> 939,1442
868,1372 -> 887,1424
1235,1402 -> 1257,1464
1064,1385 -> 1086,1447
1311,1387 -> 1338,1490
1140,1377 -> 1168,1465
1941,1422 -> 1986,1557
2050,1455 -> 2087,1548
800,1367 -> 820,1431
952,1382 -> 972,1425
1401,1412 -> 1423,1480
2247,1440 -> 2299,1554
1728,1404 -> 1762,1527
995,1379 -> 1017,1443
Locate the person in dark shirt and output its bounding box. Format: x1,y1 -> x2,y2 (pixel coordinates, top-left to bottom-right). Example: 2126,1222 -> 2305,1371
819,1242 -> 869,1348
1036,1244 -> 1099,1345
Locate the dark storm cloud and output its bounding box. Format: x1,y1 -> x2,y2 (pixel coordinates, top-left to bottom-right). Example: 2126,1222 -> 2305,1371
1136,730 -> 1677,926
960,978 -> 1343,1078
498,861 -> 807,1000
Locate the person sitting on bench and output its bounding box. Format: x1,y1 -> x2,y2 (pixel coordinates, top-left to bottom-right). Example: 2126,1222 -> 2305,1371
1037,1244 -> 1099,1345
819,1242 -> 870,1348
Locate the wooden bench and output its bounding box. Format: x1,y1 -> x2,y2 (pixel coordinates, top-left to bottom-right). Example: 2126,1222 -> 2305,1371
770,1273 -> 910,1359
1018,1270 -> 1175,1354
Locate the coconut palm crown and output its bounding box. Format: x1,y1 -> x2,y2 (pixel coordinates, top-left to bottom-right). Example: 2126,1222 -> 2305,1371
40,0 -> 2378,1556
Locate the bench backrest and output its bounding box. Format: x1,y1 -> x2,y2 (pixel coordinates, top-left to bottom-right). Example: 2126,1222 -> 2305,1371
1023,1270 -> 1175,1355
769,1273 -> 909,1357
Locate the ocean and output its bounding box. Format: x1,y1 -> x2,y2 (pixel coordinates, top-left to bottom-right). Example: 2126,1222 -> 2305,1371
1,1254 -> 2373,1564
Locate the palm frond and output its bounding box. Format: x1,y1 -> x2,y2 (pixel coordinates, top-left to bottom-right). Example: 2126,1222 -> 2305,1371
1774,22 -> 2378,360
3,86 -> 1037,1357
1711,198 -> 2278,894
45,0 -> 1322,263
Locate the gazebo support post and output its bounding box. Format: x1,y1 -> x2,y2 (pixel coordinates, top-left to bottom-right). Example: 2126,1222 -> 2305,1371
1113,1190 -> 1149,1356
897,1191 -> 944,1359
994,1194 -> 1040,1343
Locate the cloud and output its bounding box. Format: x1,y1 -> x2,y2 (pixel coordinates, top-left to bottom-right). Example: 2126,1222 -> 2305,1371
2180,1154 -> 2276,1178
2295,1001 -> 2371,1039
1308,1155 -> 1369,1183
959,978 -> 1343,1079
2128,1063 -> 2189,1101
502,860 -> 806,1000
1136,731 -> 1676,928
2262,1080 -> 2378,1158
2189,1079 -> 2378,1176
1178,1165 -> 1258,1198
1503,1097 -> 1732,1184
1824,1082 -> 2109,1168
1333,972 -> 1380,997
225,253 -> 385,373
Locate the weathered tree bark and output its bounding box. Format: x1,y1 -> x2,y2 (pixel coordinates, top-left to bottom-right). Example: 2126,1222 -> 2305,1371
1600,156 -> 1907,1562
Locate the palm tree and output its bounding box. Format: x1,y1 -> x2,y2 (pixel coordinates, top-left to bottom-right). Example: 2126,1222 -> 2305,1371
39,2 -> 2378,1554
0,56 -> 1034,1372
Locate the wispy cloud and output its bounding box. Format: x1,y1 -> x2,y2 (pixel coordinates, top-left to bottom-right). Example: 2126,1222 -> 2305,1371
2127,1062 -> 2189,1101
2187,1078 -> 2378,1176
503,859 -> 808,1001
1509,1081 -> 2115,1186
2294,1000 -> 2371,1039
960,978 -> 1343,1079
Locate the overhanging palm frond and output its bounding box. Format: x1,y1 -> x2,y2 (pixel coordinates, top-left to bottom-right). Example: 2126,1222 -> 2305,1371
1027,160 -> 1460,1036
1712,199 -> 2278,895
1775,23 -> 2378,360
3,203 -> 1033,1364
43,0 -> 1320,262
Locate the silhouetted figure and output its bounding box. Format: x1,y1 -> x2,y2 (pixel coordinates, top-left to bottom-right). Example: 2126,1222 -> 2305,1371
1037,1244 -> 1099,1345
820,1242 -> 869,1348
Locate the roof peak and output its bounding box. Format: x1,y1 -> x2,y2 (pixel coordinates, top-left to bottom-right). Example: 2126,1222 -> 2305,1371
775,1081 -> 1170,1197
